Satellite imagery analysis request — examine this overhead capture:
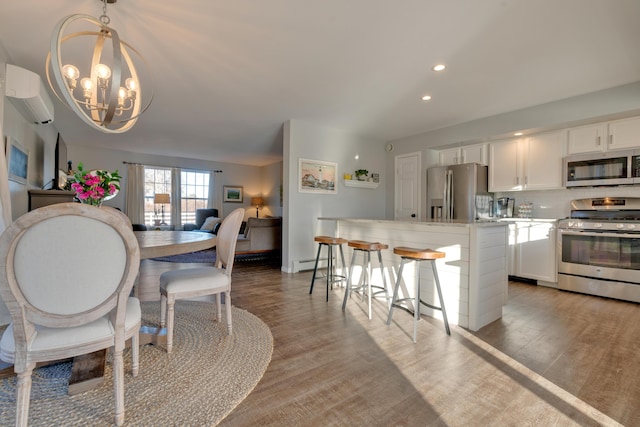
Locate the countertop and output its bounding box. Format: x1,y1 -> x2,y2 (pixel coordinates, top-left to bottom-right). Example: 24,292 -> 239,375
318,217 -> 509,227
495,218 -> 558,223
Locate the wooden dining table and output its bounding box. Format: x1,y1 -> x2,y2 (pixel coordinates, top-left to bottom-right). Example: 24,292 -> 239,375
136,230 -> 217,260
68,231 -> 217,394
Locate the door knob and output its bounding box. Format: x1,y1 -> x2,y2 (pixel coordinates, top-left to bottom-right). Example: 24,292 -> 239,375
411,214 -> 416,218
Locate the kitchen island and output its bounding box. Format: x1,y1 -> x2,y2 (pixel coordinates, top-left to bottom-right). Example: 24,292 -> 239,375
318,218 -> 509,331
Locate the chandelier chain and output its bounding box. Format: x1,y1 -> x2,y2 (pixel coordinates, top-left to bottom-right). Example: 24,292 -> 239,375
99,0 -> 110,26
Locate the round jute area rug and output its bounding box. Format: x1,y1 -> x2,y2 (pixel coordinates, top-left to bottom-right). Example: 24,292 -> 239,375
0,301 -> 273,426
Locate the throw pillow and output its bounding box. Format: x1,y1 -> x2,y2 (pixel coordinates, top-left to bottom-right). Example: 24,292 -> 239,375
200,216 -> 220,231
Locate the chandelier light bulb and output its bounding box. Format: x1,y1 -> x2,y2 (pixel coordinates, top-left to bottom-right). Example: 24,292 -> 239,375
62,64 -> 79,80
80,77 -> 93,91
125,78 -> 137,91
117,87 -> 127,106
94,63 -> 111,79
61,64 -> 79,89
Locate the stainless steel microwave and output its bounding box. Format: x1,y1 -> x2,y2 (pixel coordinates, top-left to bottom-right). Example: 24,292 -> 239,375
564,149 -> 640,187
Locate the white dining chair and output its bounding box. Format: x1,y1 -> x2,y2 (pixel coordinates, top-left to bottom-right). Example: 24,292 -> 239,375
0,203 -> 141,427
159,208 -> 244,353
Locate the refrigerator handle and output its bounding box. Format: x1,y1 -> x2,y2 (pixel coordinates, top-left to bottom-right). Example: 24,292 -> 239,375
442,170 -> 448,220
445,169 -> 453,220
448,169 -> 454,219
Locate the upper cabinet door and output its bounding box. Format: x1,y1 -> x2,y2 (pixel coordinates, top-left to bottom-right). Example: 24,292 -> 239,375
461,144 -> 487,165
438,148 -> 460,166
567,123 -> 607,154
489,138 -> 521,192
568,116 -> 640,154
438,143 -> 487,166
523,130 -> 566,190
608,116 -> 640,151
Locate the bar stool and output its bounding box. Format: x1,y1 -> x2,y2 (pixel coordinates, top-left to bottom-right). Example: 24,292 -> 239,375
342,240 -> 390,319
386,246 -> 450,342
309,236 -> 348,301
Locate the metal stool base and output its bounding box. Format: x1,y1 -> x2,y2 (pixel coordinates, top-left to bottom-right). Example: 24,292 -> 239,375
386,256 -> 450,342
342,248 -> 390,319
309,239 -> 348,302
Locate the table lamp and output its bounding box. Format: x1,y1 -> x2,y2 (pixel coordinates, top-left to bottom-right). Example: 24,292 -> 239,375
154,193 -> 170,225
251,197 -> 264,218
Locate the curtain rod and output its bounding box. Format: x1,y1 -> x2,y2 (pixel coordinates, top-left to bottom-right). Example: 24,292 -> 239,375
122,160 -> 222,173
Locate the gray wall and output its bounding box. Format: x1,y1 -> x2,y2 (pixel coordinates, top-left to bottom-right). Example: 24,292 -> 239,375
282,119 -> 387,273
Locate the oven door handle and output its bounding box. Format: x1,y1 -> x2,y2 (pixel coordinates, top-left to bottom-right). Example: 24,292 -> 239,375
559,229 -> 640,239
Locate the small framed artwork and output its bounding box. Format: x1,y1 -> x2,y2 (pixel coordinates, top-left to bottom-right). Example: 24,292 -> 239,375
371,173 -> 380,183
299,158 -> 337,194
223,185 -> 244,203
5,136 -> 29,185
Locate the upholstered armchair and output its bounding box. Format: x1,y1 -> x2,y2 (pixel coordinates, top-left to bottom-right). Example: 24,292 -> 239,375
183,208 -> 219,232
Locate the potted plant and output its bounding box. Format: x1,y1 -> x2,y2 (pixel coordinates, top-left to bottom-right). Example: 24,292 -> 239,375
354,169 -> 368,181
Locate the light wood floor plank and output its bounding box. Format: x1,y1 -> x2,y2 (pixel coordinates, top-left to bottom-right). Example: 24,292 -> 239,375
139,258 -> 636,426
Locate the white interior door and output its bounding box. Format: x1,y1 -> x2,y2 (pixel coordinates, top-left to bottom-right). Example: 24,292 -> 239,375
395,152 -> 421,220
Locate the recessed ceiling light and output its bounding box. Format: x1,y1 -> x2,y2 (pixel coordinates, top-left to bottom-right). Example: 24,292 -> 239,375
421,95 -> 432,101
432,64 -> 446,72
514,132 -> 523,136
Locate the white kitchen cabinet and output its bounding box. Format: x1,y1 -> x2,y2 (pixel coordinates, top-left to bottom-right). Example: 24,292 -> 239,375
507,220 -> 557,285
567,116 -> 640,154
609,116 -> 640,151
489,131 -> 565,192
522,131 -> 566,190
489,138 -> 520,191
567,123 -> 608,154
438,143 -> 487,166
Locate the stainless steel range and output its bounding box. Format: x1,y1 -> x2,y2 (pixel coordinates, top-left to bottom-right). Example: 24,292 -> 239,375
557,197 -> 640,303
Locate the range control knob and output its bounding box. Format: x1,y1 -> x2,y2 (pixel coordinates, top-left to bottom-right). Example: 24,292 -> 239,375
628,224 -> 636,230
617,223 -> 625,229
593,223 -> 602,228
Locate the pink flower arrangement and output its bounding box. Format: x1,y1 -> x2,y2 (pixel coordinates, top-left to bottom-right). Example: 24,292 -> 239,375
69,163 -> 121,206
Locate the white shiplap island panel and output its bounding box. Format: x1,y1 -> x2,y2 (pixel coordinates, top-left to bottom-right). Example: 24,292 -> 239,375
319,218 -> 508,331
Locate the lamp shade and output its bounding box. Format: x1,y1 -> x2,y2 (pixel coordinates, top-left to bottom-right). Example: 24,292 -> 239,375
251,197 -> 264,207
154,193 -> 170,204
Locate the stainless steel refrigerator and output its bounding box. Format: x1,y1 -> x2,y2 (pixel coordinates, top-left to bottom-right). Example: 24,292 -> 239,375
426,163 -> 492,222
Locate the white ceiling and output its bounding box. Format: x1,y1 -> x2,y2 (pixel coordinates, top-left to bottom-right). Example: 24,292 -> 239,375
1,0 -> 640,166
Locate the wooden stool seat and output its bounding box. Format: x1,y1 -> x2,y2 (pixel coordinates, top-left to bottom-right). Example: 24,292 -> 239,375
309,236 -> 348,301
315,236 -> 348,245
393,247 -> 445,260
343,240 -> 390,319
348,240 -> 389,251
387,246 -> 450,342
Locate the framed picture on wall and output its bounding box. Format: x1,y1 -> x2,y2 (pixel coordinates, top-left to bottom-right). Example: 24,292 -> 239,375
223,185 -> 244,203
299,158 -> 337,194
5,136 -> 29,184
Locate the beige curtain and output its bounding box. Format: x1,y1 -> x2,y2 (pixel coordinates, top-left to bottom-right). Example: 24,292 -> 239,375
125,163 -> 145,224
171,168 -> 180,229
208,171 -> 216,209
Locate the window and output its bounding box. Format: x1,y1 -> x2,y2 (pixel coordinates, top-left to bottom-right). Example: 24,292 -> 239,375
181,170 -> 210,225
142,167 -> 212,226
144,167 -> 172,225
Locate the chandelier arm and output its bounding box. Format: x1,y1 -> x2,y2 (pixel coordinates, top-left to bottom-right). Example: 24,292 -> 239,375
49,15 -> 97,129
90,35 -> 107,122
102,26 -> 121,126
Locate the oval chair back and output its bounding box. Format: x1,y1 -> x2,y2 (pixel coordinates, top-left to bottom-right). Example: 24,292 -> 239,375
215,208 -> 244,274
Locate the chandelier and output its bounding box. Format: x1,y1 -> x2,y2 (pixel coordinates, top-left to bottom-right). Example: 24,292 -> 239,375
46,0 -> 152,133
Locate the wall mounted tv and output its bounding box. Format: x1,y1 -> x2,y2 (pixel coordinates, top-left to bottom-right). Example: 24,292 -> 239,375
53,133 -> 68,190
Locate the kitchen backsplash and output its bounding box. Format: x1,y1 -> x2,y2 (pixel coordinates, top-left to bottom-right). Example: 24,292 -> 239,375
494,186 -> 640,219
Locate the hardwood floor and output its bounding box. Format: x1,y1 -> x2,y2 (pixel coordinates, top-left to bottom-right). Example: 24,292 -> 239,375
139,259 -> 638,426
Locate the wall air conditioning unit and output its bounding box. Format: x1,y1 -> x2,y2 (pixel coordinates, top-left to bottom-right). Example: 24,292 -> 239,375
4,64 -> 54,125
